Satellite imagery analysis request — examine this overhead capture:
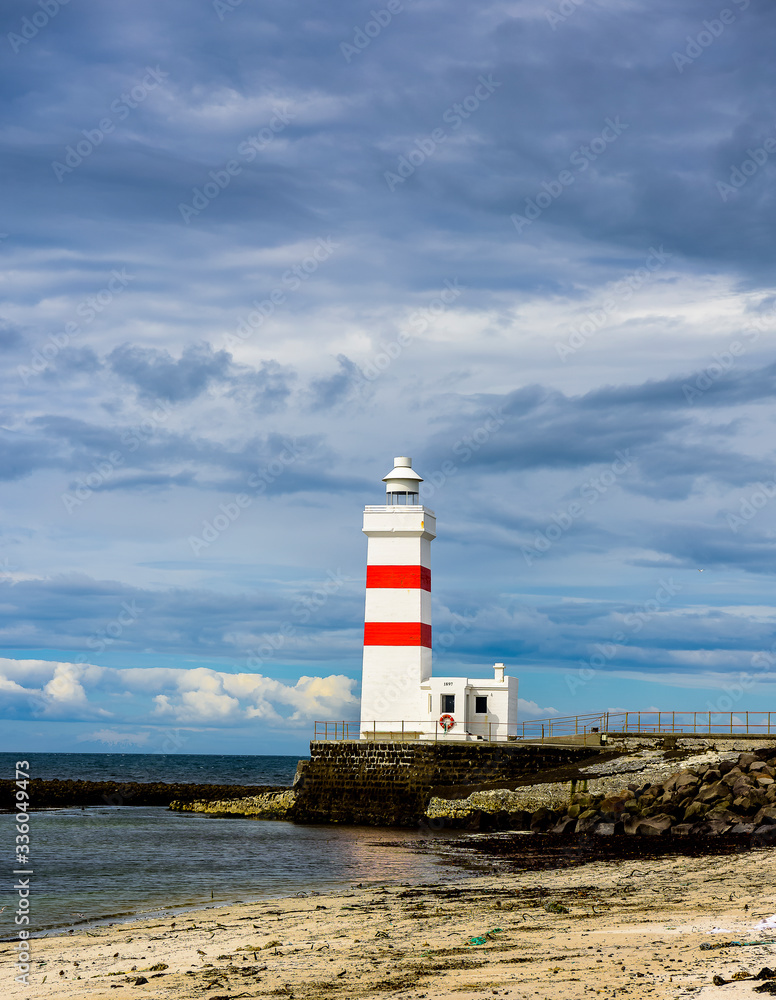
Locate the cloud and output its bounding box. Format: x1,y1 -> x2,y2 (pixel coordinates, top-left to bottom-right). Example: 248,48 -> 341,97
517,698 -> 558,719
108,342 -> 233,402
306,355 -> 366,411
0,657 -> 358,728
152,667 -> 359,726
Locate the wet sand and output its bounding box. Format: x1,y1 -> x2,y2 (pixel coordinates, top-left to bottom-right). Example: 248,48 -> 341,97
3,841 -> 776,999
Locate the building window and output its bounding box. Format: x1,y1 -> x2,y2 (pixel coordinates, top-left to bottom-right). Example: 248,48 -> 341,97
427,694 -> 432,713
475,696 -> 488,715
442,694 -> 455,714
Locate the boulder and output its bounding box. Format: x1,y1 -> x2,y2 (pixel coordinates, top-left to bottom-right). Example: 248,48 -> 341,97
698,780 -> 729,803
696,818 -> 732,837
623,814 -> 644,836
671,823 -> 695,836
598,795 -> 629,814
593,822 -> 615,836
530,807 -> 556,832
570,792 -> 593,808
739,753 -> 758,769
550,815 -> 577,835
576,809 -> 602,834
733,795 -> 758,815
729,822 -> 756,835
753,806 -> 776,826
683,800 -> 709,821
638,813 -> 674,836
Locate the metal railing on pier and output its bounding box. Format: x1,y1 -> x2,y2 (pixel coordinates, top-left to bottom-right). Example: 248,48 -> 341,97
313,711 -> 775,742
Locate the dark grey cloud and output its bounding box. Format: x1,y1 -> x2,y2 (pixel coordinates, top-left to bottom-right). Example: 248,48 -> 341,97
108,342 -> 233,402
307,355 -> 367,411
422,362 -> 776,502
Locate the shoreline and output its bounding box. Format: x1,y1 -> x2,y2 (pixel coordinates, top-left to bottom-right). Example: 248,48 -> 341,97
3,838 -> 775,999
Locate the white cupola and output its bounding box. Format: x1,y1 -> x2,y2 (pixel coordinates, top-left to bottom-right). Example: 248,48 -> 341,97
382,456 -> 423,504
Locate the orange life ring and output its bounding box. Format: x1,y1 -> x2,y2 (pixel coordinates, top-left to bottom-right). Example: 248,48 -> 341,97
439,713 -> 455,732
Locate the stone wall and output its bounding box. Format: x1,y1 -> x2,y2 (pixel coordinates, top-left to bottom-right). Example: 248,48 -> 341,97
292,740 -> 599,826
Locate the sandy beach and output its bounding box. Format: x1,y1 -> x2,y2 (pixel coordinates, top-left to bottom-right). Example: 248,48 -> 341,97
4,842 -> 776,1000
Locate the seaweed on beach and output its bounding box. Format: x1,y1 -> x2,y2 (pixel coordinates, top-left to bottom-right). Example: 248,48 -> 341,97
416,831 -> 757,872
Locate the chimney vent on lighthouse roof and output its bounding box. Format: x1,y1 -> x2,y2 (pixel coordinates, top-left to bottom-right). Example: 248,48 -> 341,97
382,456 -> 423,504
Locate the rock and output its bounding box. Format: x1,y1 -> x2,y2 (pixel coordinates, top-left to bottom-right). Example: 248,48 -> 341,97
567,803 -> 582,819
753,826 -> 776,846
739,753 -> 758,769
729,823 -> 756,835
753,806 -> 776,826
670,823 -> 695,836
683,800 -> 709,821
530,807 -> 555,832
719,759 -> 737,776
638,813 -> 674,836
598,795 -> 628,814
171,788 -> 297,819
696,818 -> 732,837
705,800 -> 733,818
570,792 -> 593,808
698,780 -> 729,803
593,822 -> 615,836
623,814 -> 643,836
575,809 -> 602,834
550,816 -> 578,835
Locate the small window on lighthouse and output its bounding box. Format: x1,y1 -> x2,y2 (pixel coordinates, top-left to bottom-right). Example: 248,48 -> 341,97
427,694 -> 432,713
475,696 -> 488,715
442,694 -> 455,714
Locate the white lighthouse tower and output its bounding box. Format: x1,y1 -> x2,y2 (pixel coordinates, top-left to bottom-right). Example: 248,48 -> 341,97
359,457 -> 518,741
360,458 -> 435,730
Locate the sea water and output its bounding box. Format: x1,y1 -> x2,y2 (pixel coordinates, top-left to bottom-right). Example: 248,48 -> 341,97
0,753 -> 460,935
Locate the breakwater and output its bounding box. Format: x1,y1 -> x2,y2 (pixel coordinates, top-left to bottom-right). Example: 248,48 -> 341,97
291,740 -> 601,824
0,778 -> 282,811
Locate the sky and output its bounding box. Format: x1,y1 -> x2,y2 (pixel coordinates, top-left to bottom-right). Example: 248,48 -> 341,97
1,0 -> 775,755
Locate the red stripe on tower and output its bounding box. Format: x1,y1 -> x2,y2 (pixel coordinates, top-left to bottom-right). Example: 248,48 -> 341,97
363,622 -> 432,647
366,565 -> 431,591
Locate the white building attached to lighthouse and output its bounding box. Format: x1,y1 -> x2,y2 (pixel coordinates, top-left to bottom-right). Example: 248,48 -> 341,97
359,457 -> 518,741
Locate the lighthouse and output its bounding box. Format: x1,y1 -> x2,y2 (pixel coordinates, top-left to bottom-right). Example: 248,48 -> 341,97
359,457 -> 518,740
360,458 -> 435,729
